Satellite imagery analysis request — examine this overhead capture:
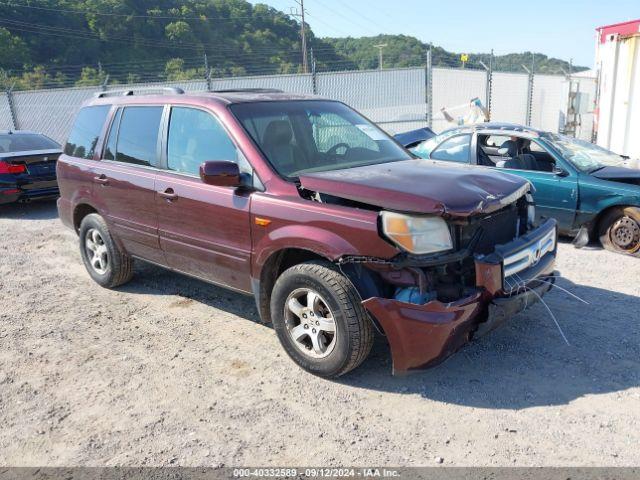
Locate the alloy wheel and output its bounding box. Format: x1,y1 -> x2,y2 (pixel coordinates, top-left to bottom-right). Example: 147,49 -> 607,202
85,228 -> 109,275
284,288 -> 337,359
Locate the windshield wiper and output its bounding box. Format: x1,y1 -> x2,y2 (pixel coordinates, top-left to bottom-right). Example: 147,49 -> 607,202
588,166 -> 607,174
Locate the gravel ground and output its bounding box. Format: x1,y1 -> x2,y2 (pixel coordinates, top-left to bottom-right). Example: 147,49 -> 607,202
1,200 -> 639,467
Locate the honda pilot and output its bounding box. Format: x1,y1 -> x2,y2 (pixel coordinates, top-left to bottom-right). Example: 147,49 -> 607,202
57,88 -> 558,377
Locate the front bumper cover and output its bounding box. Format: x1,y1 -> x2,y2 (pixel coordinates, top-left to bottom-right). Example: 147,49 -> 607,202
363,219 -> 558,374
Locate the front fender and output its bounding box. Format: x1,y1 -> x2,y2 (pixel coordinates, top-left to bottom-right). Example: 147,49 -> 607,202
253,224 -> 361,275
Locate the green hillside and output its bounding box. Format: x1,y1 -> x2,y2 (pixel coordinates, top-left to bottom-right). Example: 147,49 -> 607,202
0,1 -> 586,91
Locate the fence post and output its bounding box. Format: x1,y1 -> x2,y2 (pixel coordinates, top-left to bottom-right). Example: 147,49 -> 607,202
425,45 -> 433,128
486,50 -> 494,119
204,53 -> 212,91
524,54 -> 535,126
310,48 -> 318,95
101,74 -> 110,92
6,85 -> 18,130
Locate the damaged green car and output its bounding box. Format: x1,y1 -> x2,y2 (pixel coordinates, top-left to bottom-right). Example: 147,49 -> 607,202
402,123 -> 640,257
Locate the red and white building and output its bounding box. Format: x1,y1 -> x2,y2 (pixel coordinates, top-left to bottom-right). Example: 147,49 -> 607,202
595,19 -> 640,160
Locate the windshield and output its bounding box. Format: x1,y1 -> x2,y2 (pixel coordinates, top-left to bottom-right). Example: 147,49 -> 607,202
230,100 -> 411,179
543,133 -> 624,172
0,133 -> 60,153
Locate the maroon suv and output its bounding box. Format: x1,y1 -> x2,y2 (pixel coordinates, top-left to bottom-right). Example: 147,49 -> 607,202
57,88 -> 557,377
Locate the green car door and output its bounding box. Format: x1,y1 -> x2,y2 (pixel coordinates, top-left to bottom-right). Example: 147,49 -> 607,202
475,134 -> 579,234
498,164 -> 578,233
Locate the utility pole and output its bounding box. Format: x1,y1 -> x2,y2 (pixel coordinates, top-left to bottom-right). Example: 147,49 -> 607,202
374,43 -> 387,70
293,0 -> 308,73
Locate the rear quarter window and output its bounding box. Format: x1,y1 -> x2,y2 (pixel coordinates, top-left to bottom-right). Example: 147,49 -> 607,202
64,105 -> 110,159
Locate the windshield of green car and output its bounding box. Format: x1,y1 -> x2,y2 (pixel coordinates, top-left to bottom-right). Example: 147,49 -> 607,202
230,100 -> 411,180
543,133 -> 624,172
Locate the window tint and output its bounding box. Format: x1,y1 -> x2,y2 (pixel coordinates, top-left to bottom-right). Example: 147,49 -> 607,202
64,105 -> 110,159
167,107 -> 237,175
103,108 -> 121,161
431,134 -> 471,163
115,106 -> 163,166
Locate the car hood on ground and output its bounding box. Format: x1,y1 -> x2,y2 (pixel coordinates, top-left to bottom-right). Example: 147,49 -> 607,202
590,166 -> 640,186
299,159 -> 530,217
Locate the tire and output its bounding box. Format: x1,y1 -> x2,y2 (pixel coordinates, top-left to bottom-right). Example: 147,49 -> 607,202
598,206 -> 640,257
78,213 -> 134,288
270,260 -> 374,378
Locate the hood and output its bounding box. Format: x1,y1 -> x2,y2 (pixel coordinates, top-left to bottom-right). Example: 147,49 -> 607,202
394,127 -> 436,148
591,166 -> 640,186
299,159 -> 530,217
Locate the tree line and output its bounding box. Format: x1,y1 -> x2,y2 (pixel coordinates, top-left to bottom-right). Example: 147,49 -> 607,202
0,0 -> 586,91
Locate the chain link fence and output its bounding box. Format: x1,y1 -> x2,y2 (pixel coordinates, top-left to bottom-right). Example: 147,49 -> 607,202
1,66 -> 597,145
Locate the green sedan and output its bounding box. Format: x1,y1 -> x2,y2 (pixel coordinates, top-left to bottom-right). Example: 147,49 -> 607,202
400,123 -> 640,257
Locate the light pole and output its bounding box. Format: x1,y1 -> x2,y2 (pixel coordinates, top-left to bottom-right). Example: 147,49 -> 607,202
374,43 -> 387,70
293,0 -> 308,73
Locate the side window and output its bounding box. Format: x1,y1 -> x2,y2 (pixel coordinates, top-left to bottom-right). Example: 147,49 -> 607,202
529,141 -> 547,153
431,134 -> 471,163
484,135 -> 510,148
64,105 -> 110,159
114,106 -> 163,166
103,108 -> 122,160
167,107 -> 238,176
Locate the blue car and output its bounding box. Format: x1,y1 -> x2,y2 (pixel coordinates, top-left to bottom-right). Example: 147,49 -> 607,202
397,123 -> 640,257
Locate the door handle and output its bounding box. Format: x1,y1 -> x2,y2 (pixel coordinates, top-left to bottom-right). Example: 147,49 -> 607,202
158,188 -> 177,201
93,174 -> 109,186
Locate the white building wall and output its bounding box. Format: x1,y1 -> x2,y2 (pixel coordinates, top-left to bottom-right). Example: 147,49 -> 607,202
596,33 -> 640,159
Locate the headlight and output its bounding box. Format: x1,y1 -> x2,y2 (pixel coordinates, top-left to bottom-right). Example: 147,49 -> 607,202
381,211 -> 453,255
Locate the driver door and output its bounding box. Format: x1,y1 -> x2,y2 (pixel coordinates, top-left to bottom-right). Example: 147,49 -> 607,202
155,106 -> 253,293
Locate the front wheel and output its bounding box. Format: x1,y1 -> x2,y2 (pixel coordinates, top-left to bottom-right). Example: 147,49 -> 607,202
270,260 -> 374,378
598,207 -> 640,257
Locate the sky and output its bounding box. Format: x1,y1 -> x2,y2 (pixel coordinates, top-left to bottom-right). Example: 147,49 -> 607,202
249,0 -> 640,67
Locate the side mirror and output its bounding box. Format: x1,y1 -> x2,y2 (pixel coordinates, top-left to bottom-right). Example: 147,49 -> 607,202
199,160 -> 241,187
553,166 -> 569,177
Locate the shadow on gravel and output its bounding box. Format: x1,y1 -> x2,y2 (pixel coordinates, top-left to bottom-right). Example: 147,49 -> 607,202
115,256 -> 639,409
118,261 -> 264,325
339,278 -> 640,409
0,199 -> 59,220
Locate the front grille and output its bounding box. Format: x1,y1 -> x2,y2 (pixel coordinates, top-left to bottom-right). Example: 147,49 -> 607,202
459,204 -> 520,255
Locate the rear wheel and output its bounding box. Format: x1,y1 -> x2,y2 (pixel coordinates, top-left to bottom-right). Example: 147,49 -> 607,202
598,207 -> 640,257
270,260 -> 374,378
79,213 -> 134,287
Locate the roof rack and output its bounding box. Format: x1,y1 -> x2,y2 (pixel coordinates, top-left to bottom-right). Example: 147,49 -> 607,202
213,88 -> 284,94
94,87 -> 185,98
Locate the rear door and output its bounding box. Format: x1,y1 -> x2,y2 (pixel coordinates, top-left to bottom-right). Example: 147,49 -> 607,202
155,106 -> 253,293
94,105 -> 165,263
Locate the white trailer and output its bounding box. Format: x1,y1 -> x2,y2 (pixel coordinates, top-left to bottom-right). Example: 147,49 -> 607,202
595,19 -> 640,161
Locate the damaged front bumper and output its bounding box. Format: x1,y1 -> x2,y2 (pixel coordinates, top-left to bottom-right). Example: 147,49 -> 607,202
362,219 -> 558,374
